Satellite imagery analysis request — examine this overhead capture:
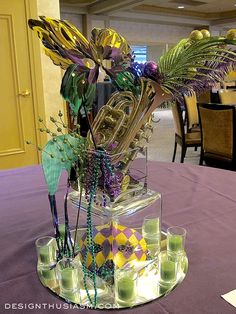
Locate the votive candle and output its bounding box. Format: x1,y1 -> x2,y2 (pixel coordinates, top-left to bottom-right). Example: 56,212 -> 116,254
39,246 -> 55,265
143,218 -> 160,235
61,267 -> 77,290
117,277 -> 136,302
160,260 -> 176,282
168,235 -> 183,253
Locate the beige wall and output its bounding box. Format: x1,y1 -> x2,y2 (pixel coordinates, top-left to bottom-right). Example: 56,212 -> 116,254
110,20 -> 192,45
60,13 -> 192,45
60,12 -> 232,49
61,12 -> 83,30
37,0 -> 65,136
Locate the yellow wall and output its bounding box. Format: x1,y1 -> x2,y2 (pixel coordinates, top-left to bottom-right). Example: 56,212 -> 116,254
37,0 -> 65,137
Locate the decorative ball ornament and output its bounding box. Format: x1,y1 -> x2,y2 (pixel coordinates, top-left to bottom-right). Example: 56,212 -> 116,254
226,29 -> 236,40
189,30 -> 204,41
80,222 -> 148,272
200,29 -> 210,38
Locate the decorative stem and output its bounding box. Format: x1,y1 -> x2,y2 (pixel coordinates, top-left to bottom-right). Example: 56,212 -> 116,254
72,183 -> 83,257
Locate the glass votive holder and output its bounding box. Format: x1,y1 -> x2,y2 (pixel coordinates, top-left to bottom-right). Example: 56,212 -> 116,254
41,267 -> 56,279
35,236 -> 57,267
158,250 -> 178,284
167,226 -> 186,256
142,214 -> 160,236
40,267 -> 57,288
56,258 -> 81,293
142,214 -> 161,257
145,236 -> 161,258
115,268 -> 137,306
70,229 -> 80,255
59,224 -> 66,239
158,281 -> 173,296
61,289 -> 81,304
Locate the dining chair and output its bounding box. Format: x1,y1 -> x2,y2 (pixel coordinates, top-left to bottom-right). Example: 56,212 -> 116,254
198,103 -> 236,170
218,89 -> 236,104
171,102 -> 201,163
183,92 -> 200,133
197,90 -> 211,104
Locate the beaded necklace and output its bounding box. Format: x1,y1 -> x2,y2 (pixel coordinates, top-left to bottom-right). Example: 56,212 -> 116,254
82,149 -> 120,307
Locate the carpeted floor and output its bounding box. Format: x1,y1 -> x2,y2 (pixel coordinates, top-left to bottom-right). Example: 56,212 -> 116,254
147,109 -> 200,164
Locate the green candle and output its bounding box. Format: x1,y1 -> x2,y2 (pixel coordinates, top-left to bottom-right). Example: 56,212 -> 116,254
61,267 -> 77,290
143,218 -> 159,235
39,246 -> 54,264
168,235 -> 183,252
117,277 -> 136,301
160,260 -> 176,282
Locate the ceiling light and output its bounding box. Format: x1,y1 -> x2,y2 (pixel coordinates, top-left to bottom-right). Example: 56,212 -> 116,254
178,6 -> 185,9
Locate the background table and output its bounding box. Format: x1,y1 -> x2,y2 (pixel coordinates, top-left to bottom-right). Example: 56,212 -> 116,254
0,162 -> 236,313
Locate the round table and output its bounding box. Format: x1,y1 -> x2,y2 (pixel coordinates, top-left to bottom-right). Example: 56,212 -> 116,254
0,161 -> 236,313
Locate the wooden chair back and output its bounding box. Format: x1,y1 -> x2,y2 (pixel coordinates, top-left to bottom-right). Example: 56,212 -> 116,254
198,104 -> 236,168
218,89 -> 236,105
184,93 -> 199,132
171,101 -> 184,139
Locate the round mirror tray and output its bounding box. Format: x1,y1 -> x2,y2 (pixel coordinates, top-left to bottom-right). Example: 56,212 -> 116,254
37,231 -> 188,310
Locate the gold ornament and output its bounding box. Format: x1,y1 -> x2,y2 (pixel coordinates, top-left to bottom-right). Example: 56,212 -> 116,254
189,30 -> 203,41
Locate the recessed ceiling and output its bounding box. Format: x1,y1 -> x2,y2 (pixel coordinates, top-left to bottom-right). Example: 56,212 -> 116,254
61,0 -> 98,5
60,0 -> 236,23
143,0 -> 236,13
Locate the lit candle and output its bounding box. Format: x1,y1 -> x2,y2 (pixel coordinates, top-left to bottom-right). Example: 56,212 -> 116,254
117,277 -> 136,302
160,260 -> 176,282
168,235 -> 183,253
61,267 -> 77,290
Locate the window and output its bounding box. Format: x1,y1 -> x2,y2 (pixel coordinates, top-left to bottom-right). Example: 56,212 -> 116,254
131,45 -> 147,63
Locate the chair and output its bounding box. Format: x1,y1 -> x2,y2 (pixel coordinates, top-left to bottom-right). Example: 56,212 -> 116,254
198,104 -> 236,170
183,92 -> 200,133
218,89 -> 236,104
197,90 -> 211,104
171,102 -> 201,163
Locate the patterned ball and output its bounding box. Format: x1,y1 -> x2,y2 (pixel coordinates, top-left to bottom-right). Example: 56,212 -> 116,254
80,222 -> 147,273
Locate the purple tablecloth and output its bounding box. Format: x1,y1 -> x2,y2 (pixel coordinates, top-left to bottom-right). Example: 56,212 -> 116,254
0,161 -> 236,313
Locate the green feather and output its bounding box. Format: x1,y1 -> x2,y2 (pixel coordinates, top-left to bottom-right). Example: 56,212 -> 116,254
158,36 -> 236,95
60,64 -> 96,115
42,134 -> 85,195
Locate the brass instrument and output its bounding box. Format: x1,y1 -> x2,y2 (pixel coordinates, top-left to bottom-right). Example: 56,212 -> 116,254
88,78 -> 171,167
